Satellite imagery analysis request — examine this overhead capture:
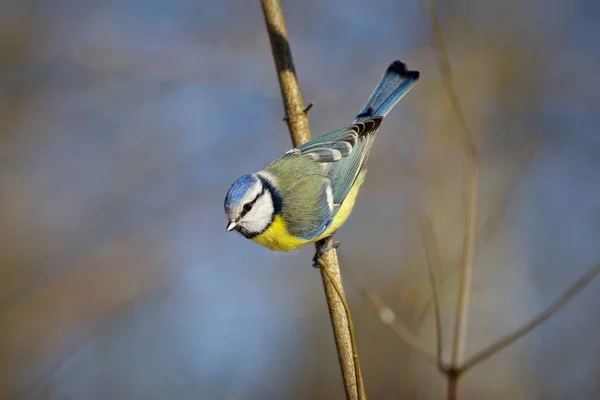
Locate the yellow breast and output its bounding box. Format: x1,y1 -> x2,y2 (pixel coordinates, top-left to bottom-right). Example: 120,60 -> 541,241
251,171 -> 366,252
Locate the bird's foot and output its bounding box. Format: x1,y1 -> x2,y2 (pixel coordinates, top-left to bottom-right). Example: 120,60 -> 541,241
312,238 -> 340,268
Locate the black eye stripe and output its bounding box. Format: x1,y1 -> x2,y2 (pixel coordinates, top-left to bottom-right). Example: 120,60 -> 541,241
239,187 -> 265,218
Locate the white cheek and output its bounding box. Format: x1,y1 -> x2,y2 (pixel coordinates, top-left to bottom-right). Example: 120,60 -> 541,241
240,194 -> 274,233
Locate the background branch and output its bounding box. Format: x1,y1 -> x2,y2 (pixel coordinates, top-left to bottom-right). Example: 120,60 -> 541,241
339,254 -> 437,364
461,262 -> 600,372
415,143 -> 539,332
419,216 -> 445,368
425,0 -> 479,397
260,1 -> 364,399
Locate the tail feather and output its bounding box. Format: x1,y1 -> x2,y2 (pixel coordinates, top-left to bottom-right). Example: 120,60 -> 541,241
354,60 -> 419,122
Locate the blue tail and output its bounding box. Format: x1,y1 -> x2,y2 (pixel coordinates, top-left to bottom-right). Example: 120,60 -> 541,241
354,60 -> 419,122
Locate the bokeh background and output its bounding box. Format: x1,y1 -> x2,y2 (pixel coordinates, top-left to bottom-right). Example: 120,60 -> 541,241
1,0 -> 599,399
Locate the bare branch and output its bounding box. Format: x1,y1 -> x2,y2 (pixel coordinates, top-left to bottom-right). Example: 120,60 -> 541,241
419,216 -> 445,367
461,262 -> 600,372
446,368 -> 461,400
424,3 -> 480,399
317,241 -> 366,400
424,0 -> 479,373
318,258 -> 363,399
424,0 -> 477,157
338,254 -> 437,364
260,0 -> 310,147
415,119 -> 541,343
260,1 -> 364,398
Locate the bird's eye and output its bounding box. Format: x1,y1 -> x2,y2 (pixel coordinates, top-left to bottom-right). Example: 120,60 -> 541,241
243,203 -> 253,213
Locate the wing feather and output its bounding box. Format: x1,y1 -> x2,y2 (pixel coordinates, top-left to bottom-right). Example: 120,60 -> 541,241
296,117 -> 382,204
263,117 -> 382,240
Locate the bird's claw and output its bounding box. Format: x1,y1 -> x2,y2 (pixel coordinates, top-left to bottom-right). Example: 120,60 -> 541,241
312,239 -> 340,268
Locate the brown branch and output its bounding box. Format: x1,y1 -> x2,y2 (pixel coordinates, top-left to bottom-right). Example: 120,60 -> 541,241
446,368 -> 461,400
419,216 -> 445,367
339,253 -> 437,364
260,1 -> 364,399
422,4 -> 599,395
415,140 -> 539,332
319,258 -> 363,398
461,262 -> 600,372
425,1 -> 479,398
425,0 -> 479,368
260,0 -> 310,147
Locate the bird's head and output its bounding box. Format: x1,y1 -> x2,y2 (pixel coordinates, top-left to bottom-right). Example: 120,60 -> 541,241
224,173 -> 276,238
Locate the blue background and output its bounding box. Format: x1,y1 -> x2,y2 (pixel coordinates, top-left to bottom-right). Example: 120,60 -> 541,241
0,0 -> 599,398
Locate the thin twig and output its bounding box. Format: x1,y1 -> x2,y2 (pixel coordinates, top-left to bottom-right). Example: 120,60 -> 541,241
319,258 -> 363,399
415,141 -> 539,332
461,262 -> 600,372
425,0 -> 479,373
260,1 -> 364,399
419,216 -> 445,368
421,4 -> 599,399
424,3 -> 479,399
316,240 -> 366,399
261,0 -> 309,147
451,160 -> 478,366
339,253 -> 437,364
446,368 -> 460,400
425,1 -> 476,154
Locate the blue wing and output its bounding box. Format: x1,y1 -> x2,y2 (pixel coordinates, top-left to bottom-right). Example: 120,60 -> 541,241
292,60 -> 419,205
294,117 -> 383,206
270,119 -> 379,240
274,60 -> 419,239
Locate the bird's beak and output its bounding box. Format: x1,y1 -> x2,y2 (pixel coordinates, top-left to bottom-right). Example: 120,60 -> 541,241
226,221 -> 237,232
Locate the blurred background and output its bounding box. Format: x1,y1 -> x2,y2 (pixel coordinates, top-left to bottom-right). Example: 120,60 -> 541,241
1,0 -> 599,399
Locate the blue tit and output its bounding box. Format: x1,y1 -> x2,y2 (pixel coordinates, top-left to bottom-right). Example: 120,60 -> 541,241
224,60 -> 419,252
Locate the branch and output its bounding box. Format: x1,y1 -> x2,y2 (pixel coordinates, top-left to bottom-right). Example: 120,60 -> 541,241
425,1 -> 479,398
425,0 -> 479,368
461,262 -> 600,372
415,140 -> 539,332
419,4 -> 598,399
419,216 -> 445,367
260,1 -> 364,399
319,258 -> 363,397
339,253 -> 437,364
260,0 -> 310,148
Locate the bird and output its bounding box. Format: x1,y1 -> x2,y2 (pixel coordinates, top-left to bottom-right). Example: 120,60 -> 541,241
224,60 -> 419,257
